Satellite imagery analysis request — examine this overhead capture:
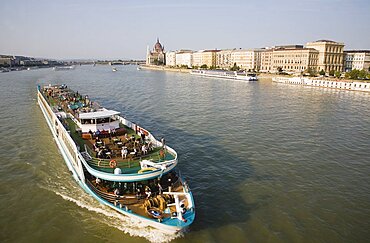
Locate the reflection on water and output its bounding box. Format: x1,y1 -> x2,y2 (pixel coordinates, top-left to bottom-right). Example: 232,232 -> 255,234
0,66 -> 369,243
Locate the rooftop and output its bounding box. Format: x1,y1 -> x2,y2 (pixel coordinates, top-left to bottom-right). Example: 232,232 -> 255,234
79,109 -> 120,119
344,50 -> 370,53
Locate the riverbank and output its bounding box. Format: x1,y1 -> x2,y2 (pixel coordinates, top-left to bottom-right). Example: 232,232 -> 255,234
140,65 -> 191,73
140,65 -> 370,84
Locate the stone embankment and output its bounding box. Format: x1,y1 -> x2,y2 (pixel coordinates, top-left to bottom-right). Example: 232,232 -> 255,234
140,65 -> 191,73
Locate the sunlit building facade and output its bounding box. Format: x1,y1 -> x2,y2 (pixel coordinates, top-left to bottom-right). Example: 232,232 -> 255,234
305,40 -> 344,73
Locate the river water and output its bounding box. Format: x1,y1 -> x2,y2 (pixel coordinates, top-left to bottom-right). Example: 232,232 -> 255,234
0,65 -> 369,243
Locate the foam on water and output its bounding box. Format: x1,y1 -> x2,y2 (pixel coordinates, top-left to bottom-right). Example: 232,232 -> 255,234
40,180 -> 181,243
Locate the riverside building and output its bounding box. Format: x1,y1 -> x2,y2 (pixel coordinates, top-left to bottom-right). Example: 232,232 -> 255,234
271,45 -> 319,73
175,50 -> 193,68
344,50 -> 370,72
260,48 -> 273,72
305,40 -> 345,73
192,50 -> 219,68
216,49 -> 233,69
165,51 -> 176,67
230,49 -> 256,71
146,38 -> 165,65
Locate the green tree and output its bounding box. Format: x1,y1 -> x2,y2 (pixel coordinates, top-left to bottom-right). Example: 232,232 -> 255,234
334,71 -> 341,78
349,69 -> 360,79
319,69 -> 325,76
358,69 -> 367,79
230,63 -> 240,71
329,70 -> 335,76
305,68 -> 317,77
200,64 -> 208,69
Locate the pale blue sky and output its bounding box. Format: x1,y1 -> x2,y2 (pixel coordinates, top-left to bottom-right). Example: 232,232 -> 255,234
0,0 -> 369,59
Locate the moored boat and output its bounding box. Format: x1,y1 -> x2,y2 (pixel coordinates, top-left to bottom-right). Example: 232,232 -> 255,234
53,65 -> 75,71
191,70 -> 258,81
37,84 -> 195,233
272,76 -> 370,92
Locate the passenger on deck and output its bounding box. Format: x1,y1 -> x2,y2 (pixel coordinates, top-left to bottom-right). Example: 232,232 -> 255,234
97,149 -> 103,158
121,147 -> 128,159
95,177 -> 101,185
158,182 -> 163,194
142,144 -> 147,155
114,188 -> 120,197
161,137 -> 166,148
145,186 -> 151,199
148,141 -> 153,151
95,129 -> 100,138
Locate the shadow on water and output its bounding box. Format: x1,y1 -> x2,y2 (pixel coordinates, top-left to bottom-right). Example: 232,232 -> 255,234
184,138 -> 257,231
91,96 -> 258,231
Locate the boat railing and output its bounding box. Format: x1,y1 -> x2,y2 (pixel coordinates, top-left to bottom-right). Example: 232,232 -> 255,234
84,143 -> 175,170
117,116 -> 178,160
85,179 -> 141,205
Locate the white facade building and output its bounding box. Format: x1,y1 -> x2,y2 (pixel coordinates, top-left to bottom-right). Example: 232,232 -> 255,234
165,51 -> 176,67
230,49 -> 255,71
175,50 -> 193,68
216,49 -> 233,69
344,50 -> 370,72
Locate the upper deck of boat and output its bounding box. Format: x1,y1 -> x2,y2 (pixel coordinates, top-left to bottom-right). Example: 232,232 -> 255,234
40,85 -> 176,174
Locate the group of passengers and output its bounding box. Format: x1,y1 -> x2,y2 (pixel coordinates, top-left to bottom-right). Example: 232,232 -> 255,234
94,174 -> 177,199
88,128 -> 117,139
44,86 -> 92,116
92,132 -> 154,161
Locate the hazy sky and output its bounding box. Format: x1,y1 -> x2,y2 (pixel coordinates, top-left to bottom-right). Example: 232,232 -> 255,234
0,0 -> 369,59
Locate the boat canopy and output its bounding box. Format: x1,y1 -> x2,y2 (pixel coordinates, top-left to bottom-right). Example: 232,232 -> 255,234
79,109 -> 120,119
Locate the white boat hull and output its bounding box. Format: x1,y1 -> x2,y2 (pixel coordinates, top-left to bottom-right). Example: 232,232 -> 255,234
37,87 -> 194,233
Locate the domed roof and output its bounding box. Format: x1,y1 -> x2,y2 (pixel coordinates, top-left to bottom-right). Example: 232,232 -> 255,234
153,38 -> 164,53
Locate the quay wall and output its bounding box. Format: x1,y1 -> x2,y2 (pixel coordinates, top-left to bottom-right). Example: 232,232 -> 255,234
140,65 -> 192,73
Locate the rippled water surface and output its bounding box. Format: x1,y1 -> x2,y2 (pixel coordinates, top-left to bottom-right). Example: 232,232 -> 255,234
0,66 -> 369,243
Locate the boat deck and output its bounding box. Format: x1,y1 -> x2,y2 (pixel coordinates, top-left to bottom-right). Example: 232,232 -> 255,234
85,172 -> 189,221
41,85 -> 176,174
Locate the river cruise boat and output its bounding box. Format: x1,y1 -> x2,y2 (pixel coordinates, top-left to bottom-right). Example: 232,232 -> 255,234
53,65 -> 75,71
191,70 -> 258,81
272,76 -> 370,92
37,84 -> 195,233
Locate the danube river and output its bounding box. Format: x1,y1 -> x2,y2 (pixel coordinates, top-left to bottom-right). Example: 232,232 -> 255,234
0,65 -> 369,243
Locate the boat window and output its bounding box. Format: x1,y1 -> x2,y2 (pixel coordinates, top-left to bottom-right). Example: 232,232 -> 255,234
82,119 -> 92,124
96,117 -> 111,124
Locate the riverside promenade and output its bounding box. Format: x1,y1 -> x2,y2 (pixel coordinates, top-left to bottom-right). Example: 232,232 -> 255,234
140,65 -> 192,73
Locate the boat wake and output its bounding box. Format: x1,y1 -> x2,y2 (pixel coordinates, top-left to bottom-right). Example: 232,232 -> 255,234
40,180 -> 182,243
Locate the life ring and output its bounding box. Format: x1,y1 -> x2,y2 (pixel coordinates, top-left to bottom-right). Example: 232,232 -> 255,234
138,167 -> 157,174
109,160 -> 117,168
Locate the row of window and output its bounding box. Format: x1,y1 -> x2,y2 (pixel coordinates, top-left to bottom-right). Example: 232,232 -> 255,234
313,80 -> 368,89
